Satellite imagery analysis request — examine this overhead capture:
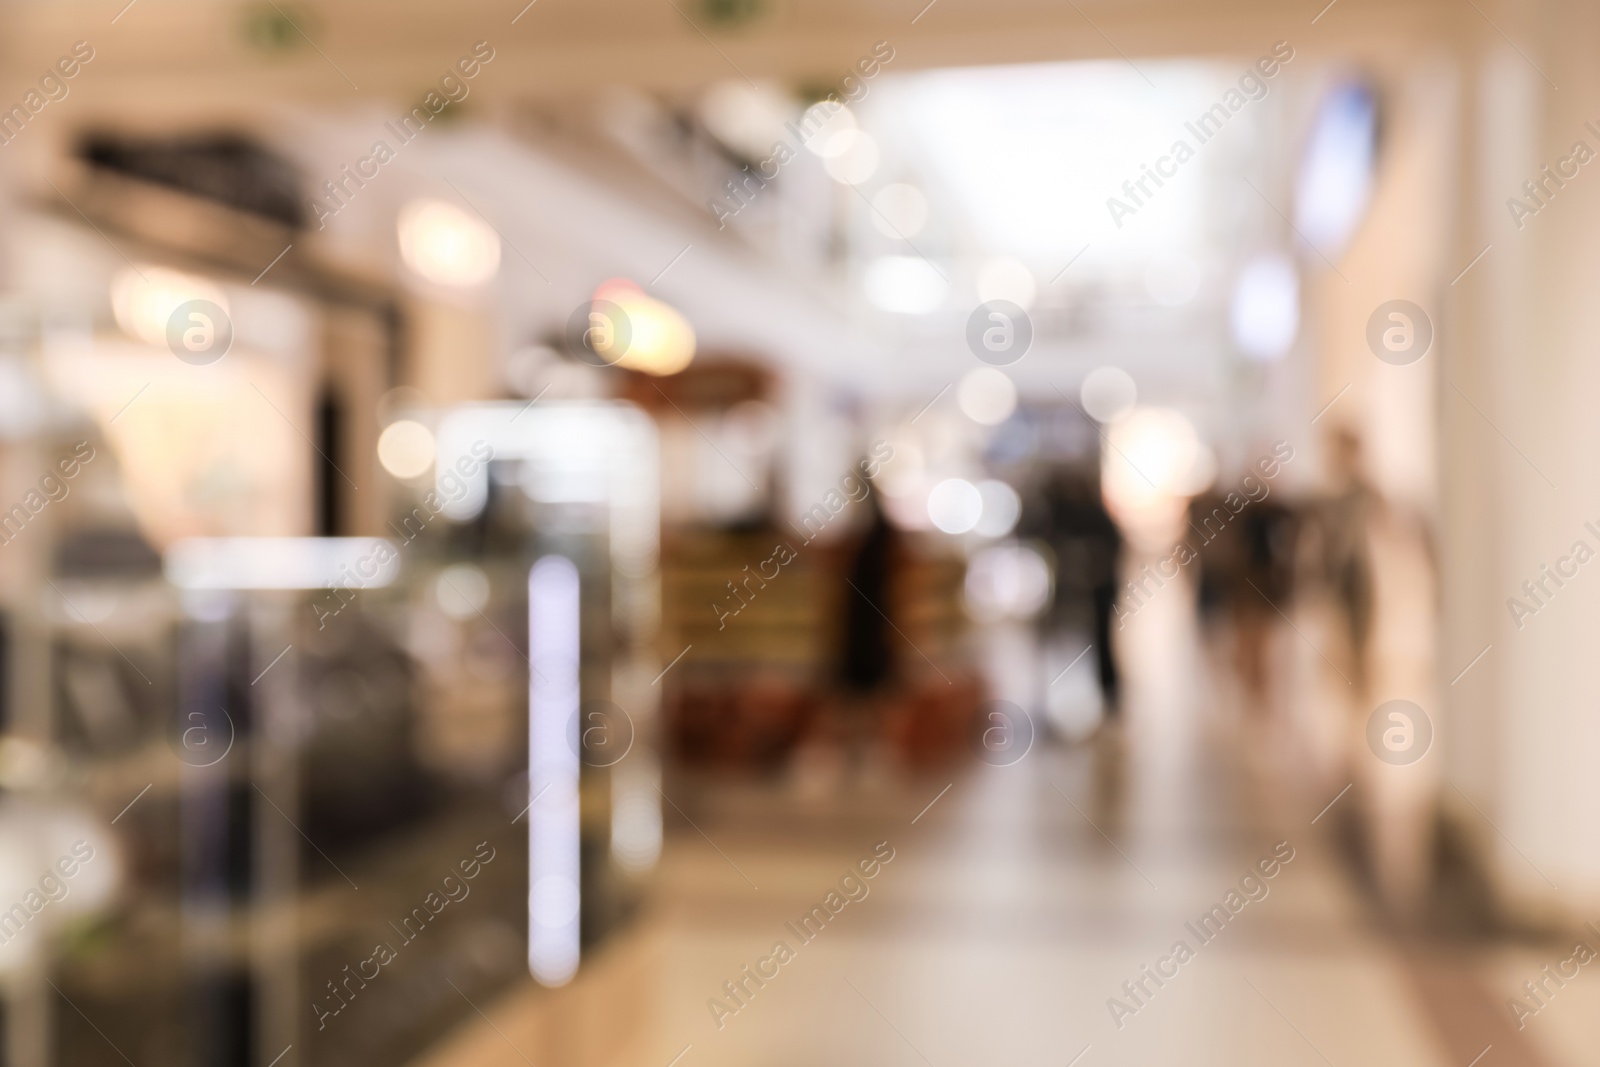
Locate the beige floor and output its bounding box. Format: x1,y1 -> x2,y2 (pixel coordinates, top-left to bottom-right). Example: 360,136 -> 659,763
622,744 -> 1440,1067
418,592 -> 1600,1067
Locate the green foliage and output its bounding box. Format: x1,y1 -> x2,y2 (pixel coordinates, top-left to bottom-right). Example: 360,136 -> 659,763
242,3 -> 315,53
700,0 -> 767,30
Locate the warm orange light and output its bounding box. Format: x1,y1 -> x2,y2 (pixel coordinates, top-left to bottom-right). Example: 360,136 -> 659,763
591,279 -> 696,376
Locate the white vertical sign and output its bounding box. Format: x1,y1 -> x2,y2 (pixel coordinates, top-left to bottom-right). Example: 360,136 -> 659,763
528,555 -> 581,985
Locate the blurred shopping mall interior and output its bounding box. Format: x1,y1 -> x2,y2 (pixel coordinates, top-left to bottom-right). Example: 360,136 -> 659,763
0,0 -> 1598,1063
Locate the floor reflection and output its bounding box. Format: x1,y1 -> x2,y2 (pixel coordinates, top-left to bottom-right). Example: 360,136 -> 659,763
416,569 -> 1600,1067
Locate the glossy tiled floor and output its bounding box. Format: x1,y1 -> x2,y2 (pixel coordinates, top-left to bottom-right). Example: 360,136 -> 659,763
426,586 -> 1600,1067
631,740 -> 1446,1066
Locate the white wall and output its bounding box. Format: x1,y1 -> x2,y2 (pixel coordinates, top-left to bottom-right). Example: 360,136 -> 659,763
1444,0 -> 1600,917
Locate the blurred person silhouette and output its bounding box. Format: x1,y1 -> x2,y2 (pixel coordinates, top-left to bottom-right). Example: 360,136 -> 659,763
1187,487 -> 1238,629
1316,427 -> 1379,693
1030,464 -> 1123,712
1232,492 -> 1299,708
1306,428 -> 1441,915
836,487 -> 898,767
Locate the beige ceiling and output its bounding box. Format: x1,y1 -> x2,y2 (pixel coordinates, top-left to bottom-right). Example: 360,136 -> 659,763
1,0 -> 1464,114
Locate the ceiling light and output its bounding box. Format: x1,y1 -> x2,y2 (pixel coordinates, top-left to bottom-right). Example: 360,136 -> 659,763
398,198 -> 501,287
591,279 -> 696,376
111,266 -> 228,348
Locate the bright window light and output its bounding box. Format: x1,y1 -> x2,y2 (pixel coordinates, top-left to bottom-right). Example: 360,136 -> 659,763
165,538 -> 400,590
431,401 -> 660,527
1230,255 -> 1299,362
824,130 -> 879,184
871,183 -> 929,239
1295,83 -> 1378,256
398,198 -> 501,287
875,62 -> 1217,264
1144,254 -> 1201,306
801,102 -> 857,157
976,257 -> 1037,311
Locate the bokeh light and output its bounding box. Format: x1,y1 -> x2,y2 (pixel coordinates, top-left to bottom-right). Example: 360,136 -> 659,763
377,419 -> 436,479
823,130 -> 880,184
435,563 -> 491,620
927,477 -> 984,534
1080,366 -> 1137,423
1230,255 -> 1299,361
957,367 -> 1017,425
801,102 -> 858,157
973,479 -> 1022,537
965,542 -> 1052,621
